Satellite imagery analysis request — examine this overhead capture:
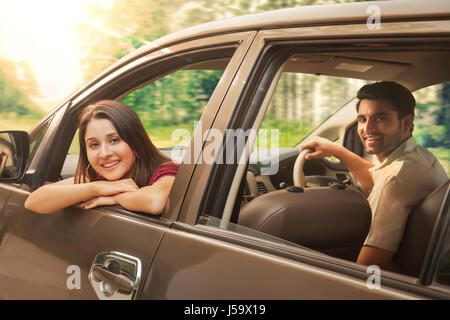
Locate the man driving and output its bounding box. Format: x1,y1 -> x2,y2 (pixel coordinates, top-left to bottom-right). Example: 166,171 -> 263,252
300,81 -> 448,270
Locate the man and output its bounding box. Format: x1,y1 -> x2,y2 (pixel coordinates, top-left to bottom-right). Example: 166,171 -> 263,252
301,81 -> 448,270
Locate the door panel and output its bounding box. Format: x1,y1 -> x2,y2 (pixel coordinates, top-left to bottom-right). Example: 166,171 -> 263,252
141,228 -> 421,299
0,189 -> 167,299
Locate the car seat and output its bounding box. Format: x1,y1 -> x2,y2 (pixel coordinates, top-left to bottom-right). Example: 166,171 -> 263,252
390,179 -> 450,277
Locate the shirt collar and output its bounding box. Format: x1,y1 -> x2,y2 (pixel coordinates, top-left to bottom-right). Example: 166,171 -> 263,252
370,136 -> 416,172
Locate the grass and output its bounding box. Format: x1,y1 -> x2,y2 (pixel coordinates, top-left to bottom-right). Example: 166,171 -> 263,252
0,117 -> 41,132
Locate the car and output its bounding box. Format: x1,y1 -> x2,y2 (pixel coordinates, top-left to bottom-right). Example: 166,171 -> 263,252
0,0 -> 449,300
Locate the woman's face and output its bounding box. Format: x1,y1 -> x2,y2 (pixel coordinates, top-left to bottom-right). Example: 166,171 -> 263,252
84,118 -> 135,181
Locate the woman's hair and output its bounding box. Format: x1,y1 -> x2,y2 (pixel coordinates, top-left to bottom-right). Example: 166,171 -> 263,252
74,100 -> 171,187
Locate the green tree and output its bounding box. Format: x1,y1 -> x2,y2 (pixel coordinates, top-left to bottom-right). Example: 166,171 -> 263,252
76,0 -> 184,81
0,57 -> 42,118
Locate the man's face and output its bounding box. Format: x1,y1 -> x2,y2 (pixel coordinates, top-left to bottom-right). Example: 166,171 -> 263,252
357,99 -> 413,162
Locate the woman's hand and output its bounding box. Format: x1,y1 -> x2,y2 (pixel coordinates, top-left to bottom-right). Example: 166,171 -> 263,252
93,178 -> 139,196
81,195 -> 119,210
82,179 -> 139,210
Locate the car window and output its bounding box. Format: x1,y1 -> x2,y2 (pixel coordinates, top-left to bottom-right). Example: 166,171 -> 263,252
28,114 -> 54,166
198,51 -> 374,257
120,69 -> 223,149
63,54 -> 234,179
413,82 -> 450,176
259,72 -> 367,148
196,43 -> 450,284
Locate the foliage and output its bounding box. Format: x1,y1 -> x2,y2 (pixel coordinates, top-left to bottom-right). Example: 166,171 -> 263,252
0,57 -> 43,119
76,0 -> 183,81
120,69 -> 223,126
414,84 -> 450,149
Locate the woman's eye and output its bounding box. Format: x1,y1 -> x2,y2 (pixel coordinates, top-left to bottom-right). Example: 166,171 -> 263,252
110,137 -> 120,143
88,142 -> 99,149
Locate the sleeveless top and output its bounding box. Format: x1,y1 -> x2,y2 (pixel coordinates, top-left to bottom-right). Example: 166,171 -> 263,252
148,163 -> 180,186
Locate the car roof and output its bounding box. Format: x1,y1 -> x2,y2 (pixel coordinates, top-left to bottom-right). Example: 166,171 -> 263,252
130,0 -> 450,58
95,0 -> 449,87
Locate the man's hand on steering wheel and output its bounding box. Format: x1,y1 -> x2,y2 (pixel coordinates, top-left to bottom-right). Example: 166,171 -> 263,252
294,137 -> 343,188
300,136 -> 341,161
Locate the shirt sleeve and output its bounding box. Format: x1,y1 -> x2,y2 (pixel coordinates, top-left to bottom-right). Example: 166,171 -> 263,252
148,163 -> 179,186
364,174 -> 415,253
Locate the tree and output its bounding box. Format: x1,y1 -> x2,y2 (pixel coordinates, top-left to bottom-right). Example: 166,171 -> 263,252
0,57 -> 42,118
76,0 -> 184,81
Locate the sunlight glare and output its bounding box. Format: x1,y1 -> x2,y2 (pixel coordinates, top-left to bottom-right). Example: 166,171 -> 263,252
0,0 -> 114,110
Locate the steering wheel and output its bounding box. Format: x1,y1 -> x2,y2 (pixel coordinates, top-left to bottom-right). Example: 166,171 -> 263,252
293,149 -> 313,188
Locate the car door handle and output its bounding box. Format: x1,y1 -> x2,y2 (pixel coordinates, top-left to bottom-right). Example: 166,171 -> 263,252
92,265 -> 134,294
89,251 -> 142,300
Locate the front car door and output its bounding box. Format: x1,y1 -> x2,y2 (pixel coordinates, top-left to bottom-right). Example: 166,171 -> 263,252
142,7 -> 450,299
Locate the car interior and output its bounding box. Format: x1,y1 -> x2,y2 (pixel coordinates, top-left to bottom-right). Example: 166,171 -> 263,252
229,47 -> 450,277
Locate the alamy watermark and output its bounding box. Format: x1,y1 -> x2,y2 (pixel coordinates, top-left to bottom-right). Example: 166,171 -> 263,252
66,265 -> 81,290
170,121 -> 280,175
366,5 -> 381,30
366,265 -> 381,290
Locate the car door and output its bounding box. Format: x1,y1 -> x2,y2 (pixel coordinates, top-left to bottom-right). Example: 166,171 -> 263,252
141,18 -> 450,299
0,31 -> 256,299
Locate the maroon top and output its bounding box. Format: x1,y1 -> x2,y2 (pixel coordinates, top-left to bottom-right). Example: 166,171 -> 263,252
148,163 -> 180,186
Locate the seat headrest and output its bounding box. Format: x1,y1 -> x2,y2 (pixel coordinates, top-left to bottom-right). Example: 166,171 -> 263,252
238,187 -> 371,261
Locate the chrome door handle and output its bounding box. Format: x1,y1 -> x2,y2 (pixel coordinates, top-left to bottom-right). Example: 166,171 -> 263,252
92,265 -> 134,294
89,251 -> 142,300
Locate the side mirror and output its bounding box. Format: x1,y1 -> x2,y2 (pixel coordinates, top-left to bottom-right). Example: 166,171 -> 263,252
0,131 -> 29,181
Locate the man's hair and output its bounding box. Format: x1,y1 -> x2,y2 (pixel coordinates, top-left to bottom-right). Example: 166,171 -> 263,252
356,81 -> 416,118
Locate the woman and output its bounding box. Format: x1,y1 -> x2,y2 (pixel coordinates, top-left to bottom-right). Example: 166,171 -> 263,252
0,149 -> 9,177
25,100 -> 179,215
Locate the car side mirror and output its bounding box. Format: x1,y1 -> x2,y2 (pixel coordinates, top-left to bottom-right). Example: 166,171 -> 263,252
0,131 -> 30,181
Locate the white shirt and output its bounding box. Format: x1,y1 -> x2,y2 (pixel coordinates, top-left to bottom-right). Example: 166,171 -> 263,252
363,136 -> 448,252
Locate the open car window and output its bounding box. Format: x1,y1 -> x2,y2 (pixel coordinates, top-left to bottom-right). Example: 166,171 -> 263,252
196,39 -> 450,282
62,58 -> 234,180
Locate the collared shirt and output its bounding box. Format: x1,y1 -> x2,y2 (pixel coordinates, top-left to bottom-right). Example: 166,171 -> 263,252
364,136 -> 448,253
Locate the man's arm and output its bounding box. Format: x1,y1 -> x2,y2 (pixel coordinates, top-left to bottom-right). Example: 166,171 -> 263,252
356,245 -> 394,270
300,136 -> 375,195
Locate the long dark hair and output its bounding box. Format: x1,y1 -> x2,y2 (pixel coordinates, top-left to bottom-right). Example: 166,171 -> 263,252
74,100 -> 171,187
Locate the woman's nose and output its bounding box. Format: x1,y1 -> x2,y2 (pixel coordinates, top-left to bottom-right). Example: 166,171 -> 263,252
99,144 -> 113,158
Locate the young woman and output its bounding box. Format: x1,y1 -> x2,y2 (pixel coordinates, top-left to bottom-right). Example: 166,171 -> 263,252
0,149 -> 9,177
25,100 -> 179,215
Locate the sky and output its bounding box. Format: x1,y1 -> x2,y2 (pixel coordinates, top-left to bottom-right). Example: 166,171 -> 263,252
0,0 -> 113,111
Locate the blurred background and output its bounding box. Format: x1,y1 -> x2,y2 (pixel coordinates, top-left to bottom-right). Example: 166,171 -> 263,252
0,0 -> 448,172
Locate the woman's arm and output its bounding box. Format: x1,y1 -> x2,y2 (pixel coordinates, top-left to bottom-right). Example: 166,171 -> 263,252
25,178 -> 139,214
81,176 -> 176,215
0,151 -> 9,176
